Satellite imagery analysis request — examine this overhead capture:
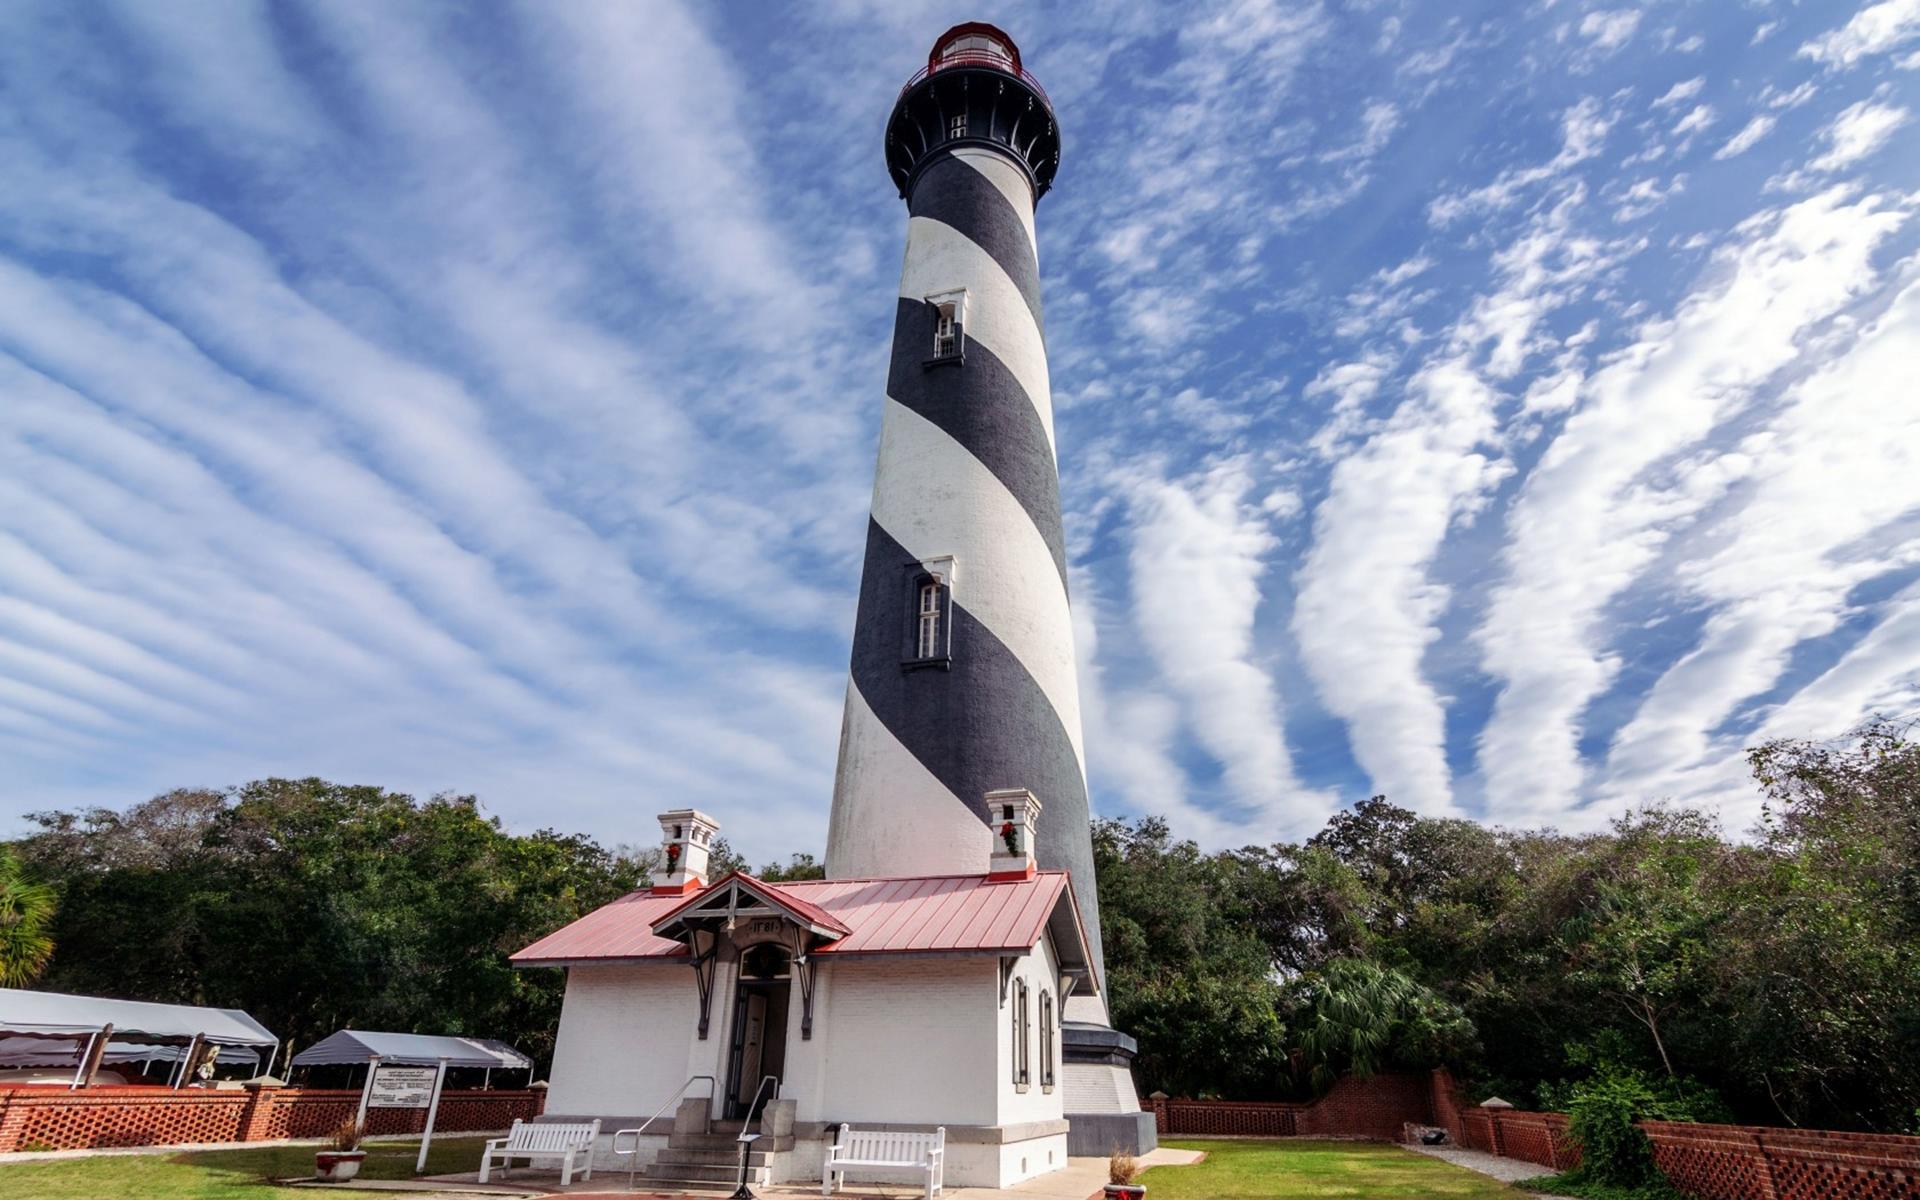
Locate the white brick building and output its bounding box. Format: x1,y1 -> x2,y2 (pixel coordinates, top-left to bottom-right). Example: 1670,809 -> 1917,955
513,800 -> 1096,1190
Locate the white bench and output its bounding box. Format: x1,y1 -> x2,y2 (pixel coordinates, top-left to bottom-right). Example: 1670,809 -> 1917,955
822,1124 -> 945,1198
478,1117 -> 600,1186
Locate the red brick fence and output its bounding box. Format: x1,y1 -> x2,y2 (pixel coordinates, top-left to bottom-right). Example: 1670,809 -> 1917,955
0,1084 -> 544,1153
1432,1070 -> 1920,1200
1144,1072 -> 1435,1140
1151,1070 -> 1920,1199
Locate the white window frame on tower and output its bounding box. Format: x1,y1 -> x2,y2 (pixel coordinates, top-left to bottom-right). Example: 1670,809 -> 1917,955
924,288 -> 968,367
949,112 -> 968,140
916,580 -> 941,659
903,555 -> 956,669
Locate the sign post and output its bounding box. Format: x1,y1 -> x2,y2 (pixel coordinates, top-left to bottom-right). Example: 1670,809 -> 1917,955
355,1055 -> 383,1128
415,1058 -> 450,1175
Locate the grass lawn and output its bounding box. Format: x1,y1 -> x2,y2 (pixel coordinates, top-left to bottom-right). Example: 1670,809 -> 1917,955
1143,1138 -> 1526,1198
0,1135 -> 489,1200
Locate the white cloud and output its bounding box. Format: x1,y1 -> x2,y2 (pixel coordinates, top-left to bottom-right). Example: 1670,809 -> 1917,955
1429,97 -> 1615,225
1600,268 -> 1920,821
1673,104 -> 1716,137
1293,196 -> 1620,819
1580,9 -> 1643,51
1809,100 -> 1911,172
1799,0 -> 1920,67
1127,460 -> 1325,839
1613,174 -> 1688,222
1653,78 -> 1705,109
1475,187 -> 1913,823
1713,114 -> 1777,159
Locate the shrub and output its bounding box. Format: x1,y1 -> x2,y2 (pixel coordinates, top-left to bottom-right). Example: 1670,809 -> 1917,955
1550,1058 -> 1721,1191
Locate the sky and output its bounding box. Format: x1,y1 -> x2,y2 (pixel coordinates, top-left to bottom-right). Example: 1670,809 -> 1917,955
2,1 -> 1918,864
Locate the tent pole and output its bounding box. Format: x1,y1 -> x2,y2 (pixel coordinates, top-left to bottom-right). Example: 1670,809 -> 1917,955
71,1024 -> 112,1090
172,1034 -> 202,1089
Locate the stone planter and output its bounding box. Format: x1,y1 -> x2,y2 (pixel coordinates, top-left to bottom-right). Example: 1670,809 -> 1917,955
1104,1186 -> 1145,1199
314,1150 -> 365,1182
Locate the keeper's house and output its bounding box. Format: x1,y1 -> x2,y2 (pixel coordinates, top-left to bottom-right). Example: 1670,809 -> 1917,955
511,800 -> 1097,1190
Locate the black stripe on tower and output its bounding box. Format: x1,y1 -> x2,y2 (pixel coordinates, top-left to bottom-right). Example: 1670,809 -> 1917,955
886,297 -> 1068,590
908,154 -> 1045,332
850,517 -> 1103,973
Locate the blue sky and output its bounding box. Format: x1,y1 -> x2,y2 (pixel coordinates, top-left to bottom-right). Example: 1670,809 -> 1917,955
2,1 -> 1918,863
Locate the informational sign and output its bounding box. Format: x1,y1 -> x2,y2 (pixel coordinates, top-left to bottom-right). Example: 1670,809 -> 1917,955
367,1065 -> 439,1109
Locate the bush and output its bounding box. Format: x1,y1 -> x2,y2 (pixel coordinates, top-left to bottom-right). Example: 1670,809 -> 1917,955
1547,1058 -> 1722,1191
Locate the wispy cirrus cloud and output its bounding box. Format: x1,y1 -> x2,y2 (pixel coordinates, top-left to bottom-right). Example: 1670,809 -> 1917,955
5,0 -> 1920,860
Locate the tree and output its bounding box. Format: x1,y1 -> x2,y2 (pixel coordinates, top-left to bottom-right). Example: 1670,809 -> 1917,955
0,847 -> 57,986
19,780 -> 643,1068
1292,957 -> 1475,1090
759,852 -> 826,882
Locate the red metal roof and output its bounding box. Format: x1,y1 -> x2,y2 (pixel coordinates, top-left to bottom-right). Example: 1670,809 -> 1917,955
511,870 -> 1079,966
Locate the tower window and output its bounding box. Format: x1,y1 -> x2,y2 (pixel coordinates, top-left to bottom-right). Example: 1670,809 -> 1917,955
933,304 -> 958,360
903,560 -> 954,669
917,581 -> 942,659
949,113 -> 968,140
923,290 -> 967,369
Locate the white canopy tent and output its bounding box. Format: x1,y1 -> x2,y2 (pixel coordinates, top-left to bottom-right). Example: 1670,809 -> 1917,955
0,987 -> 277,1089
291,1030 -> 532,1071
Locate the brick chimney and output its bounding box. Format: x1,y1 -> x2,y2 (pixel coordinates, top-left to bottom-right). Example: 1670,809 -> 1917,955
983,788 -> 1041,881
652,808 -> 720,895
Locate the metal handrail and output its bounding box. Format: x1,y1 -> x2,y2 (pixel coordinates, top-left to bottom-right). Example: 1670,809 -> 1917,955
612,1074 -> 716,1189
739,1073 -> 780,1138
728,1076 -> 781,1200
897,53 -> 1052,109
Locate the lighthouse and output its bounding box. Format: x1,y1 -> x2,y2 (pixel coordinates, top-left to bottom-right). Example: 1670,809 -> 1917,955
826,22 -> 1154,1153
518,26 -> 1152,1183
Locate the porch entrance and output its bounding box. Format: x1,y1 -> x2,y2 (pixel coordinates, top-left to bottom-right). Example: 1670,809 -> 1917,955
724,943 -> 791,1119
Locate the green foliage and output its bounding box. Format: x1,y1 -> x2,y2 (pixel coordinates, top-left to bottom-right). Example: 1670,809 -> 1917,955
1293,957 -> 1476,1089
1537,1047 -> 1724,1192
758,852 -> 826,882
1093,817 -> 1290,1098
1517,1173 -> 1685,1200
18,781 -> 643,1068
0,846 -> 58,986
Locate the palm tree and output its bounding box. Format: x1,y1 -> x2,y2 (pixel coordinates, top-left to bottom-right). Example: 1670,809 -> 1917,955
0,848 -> 57,986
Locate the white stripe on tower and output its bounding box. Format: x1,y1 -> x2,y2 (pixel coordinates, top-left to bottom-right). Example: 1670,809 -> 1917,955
899,216 -> 1056,451
868,400 -> 1085,772
826,680 -> 991,877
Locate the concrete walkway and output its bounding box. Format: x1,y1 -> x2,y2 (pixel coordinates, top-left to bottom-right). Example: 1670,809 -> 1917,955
1402,1142 -> 1572,1192
419,1146 -> 1206,1200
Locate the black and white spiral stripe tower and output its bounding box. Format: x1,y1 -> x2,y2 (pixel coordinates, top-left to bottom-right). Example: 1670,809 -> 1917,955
825,24 -> 1154,1154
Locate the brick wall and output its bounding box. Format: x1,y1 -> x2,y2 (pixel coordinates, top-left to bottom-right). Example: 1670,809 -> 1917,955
0,1085 -> 544,1153
1643,1120 -> 1920,1200
1143,1073 -> 1433,1140
1434,1071 -> 1920,1199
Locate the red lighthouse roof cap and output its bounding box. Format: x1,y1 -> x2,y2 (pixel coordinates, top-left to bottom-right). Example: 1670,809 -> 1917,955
930,22 -> 1021,72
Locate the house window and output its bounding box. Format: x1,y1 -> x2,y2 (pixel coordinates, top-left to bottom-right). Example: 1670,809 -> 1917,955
1012,979 -> 1031,1089
1040,990 -> 1055,1091
949,113 -> 968,140
917,581 -> 942,659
